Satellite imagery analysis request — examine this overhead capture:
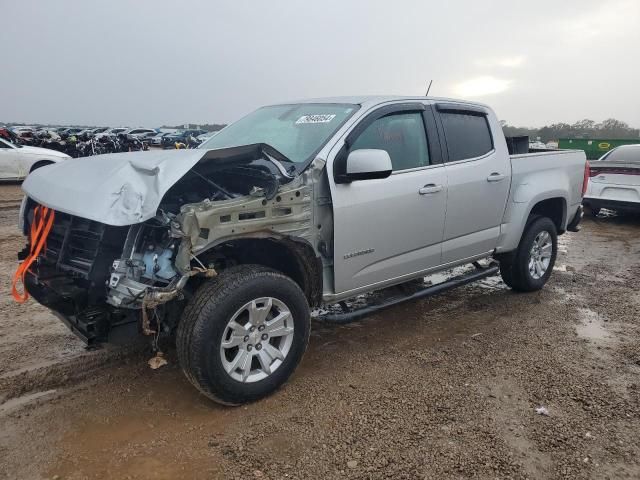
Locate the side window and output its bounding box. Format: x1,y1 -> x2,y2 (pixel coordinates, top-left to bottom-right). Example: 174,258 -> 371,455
440,112 -> 493,162
350,112 -> 429,171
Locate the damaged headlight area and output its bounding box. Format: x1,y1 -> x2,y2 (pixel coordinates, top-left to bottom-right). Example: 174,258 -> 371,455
106,218 -> 182,310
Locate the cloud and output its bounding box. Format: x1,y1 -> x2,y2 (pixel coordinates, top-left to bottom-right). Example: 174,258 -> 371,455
474,55 -> 525,68
453,76 -> 512,97
556,0 -> 640,42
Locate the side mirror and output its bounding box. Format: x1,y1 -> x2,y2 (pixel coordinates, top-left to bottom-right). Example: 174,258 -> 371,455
339,149 -> 392,183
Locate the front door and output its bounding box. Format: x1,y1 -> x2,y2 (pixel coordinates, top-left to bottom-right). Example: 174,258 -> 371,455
329,105 -> 447,294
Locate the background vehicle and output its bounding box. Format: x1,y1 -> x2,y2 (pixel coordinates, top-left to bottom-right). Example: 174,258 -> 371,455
1,127 -> 22,144
583,144 -> 640,215
150,132 -> 170,146
0,137 -> 69,180
11,126 -> 35,142
161,129 -> 207,148
19,96 -> 586,405
59,127 -> 84,139
197,132 -> 216,142
96,127 -> 128,138
123,128 -> 156,140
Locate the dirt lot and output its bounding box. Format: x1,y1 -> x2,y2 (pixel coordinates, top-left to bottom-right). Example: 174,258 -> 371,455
1,183 -> 639,480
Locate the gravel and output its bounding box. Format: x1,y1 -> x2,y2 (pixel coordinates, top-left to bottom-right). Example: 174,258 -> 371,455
1,186 -> 639,479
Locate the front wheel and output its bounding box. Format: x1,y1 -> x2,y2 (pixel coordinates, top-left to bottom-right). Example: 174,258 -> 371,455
499,216 -> 558,292
177,265 -> 310,405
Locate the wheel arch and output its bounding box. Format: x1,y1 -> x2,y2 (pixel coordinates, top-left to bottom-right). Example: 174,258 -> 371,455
496,193 -> 569,254
196,234 -> 323,308
29,159 -> 57,173
527,196 -> 567,233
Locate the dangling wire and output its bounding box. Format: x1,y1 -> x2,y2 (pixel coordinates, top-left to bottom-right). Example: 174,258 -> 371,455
12,205 -> 55,303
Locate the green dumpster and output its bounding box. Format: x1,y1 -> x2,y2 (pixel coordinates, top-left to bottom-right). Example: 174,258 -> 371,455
558,138 -> 640,160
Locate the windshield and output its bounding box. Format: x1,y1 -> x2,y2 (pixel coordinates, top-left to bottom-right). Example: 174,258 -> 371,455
200,103 -> 358,164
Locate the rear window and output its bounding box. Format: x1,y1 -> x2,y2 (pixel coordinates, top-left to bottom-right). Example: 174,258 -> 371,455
600,145 -> 640,163
440,112 -> 493,162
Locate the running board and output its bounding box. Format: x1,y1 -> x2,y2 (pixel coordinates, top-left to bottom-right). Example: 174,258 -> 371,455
318,263 -> 500,324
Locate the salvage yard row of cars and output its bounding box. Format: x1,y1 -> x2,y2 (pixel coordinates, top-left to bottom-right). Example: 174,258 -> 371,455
0,124 -> 217,175
8,95 -> 640,405
4,124 -> 214,146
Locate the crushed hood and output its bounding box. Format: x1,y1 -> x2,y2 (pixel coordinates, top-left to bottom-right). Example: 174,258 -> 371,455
22,149 -> 207,226
22,149 -> 212,226
22,144 -> 289,226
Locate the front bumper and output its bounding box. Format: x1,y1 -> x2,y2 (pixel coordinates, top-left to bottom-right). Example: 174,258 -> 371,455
25,270 -> 139,345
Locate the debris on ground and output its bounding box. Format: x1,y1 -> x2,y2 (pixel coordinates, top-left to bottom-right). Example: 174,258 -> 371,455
147,351 -> 168,370
535,406 -> 550,416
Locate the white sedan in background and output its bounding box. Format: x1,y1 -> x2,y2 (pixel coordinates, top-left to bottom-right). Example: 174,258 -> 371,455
584,144 -> 640,215
0,137 -> 69,181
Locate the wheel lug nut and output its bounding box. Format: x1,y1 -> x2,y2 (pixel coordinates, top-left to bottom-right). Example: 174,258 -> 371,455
256,343 -> 262,350
258,325 -> 265,331
247,344 -> 253,351
261,333 -> 268,341
250,326 -> 256,332
243,335 -> 249,342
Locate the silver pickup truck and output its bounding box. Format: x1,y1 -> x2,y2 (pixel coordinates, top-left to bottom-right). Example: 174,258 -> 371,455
19,96 -> 587,404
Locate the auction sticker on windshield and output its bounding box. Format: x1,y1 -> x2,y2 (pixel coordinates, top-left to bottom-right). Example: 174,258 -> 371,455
295,114 -> 336,124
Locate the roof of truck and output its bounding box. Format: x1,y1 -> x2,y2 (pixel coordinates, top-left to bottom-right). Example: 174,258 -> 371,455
281,95 -> 489,109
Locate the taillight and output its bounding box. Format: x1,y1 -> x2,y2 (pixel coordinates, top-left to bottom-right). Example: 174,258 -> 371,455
582,162 -> 590,196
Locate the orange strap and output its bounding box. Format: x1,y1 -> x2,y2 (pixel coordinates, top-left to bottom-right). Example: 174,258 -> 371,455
12,205 -> 55,303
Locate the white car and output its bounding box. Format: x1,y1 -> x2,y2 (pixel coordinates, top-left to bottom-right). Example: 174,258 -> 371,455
584,144 -> 640,215
0,137 -> 70,181
122,128 -> 157,140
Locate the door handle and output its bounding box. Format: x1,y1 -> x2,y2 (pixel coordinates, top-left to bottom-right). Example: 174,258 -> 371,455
487,172 -> 506,182
418,184 -> 443,195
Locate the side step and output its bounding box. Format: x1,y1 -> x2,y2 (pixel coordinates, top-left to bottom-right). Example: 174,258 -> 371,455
318,263 -> 500,324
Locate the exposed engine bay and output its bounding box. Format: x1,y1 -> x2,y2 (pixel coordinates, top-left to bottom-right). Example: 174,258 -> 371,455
20,144 -> 319,345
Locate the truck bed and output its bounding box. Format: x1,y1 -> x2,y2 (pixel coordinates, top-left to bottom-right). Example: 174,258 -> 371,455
495,149 -> 586,253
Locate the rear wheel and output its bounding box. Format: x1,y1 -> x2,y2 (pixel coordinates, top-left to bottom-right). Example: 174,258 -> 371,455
177,265 -> 310,405
499,216 -> 558,292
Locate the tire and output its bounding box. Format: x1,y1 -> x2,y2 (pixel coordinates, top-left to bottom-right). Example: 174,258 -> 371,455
499,216 -> 558,292
176,265 -> 310,405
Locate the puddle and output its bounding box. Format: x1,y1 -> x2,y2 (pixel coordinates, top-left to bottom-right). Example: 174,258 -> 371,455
576,307 -> 612,344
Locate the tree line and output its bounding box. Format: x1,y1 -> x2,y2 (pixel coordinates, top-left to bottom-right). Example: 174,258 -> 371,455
500,119 -> 640,143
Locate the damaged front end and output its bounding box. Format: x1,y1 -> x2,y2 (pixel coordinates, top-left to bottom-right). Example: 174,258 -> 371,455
20,144 -> 316,346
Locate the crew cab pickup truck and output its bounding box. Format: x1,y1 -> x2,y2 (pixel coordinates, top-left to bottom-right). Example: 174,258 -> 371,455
18,96 -> 587,405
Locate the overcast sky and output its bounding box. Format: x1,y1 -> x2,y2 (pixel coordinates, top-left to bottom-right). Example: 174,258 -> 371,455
2,0 -> 639,128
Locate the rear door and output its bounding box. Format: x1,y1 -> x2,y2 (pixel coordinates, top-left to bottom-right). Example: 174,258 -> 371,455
435,104 -> 511,263
329,103 -> 448,294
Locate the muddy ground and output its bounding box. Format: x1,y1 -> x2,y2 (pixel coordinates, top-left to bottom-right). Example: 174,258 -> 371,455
1,183 -> 639,480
